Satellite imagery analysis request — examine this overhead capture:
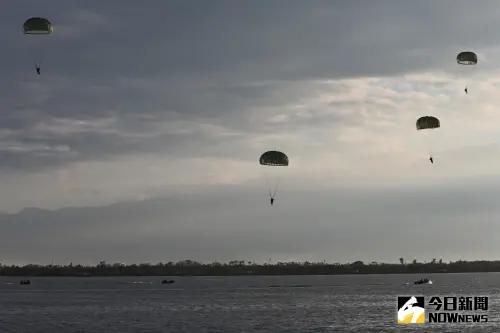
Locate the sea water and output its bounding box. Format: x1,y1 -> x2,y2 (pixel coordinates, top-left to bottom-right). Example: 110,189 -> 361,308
1,273 -> 499,332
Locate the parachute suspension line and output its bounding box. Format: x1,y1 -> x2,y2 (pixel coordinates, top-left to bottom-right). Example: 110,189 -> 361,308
264,174 -> 273,198
265,175 -> 280,199
271,176 -> 281,199
262,169 -> 281,199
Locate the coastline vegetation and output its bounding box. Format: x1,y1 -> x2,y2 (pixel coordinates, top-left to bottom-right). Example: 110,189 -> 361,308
2,259 -> 500,276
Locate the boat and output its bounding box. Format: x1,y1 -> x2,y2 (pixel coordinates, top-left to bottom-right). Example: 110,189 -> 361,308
414,278 -> 432,285
161,279 -> 175,284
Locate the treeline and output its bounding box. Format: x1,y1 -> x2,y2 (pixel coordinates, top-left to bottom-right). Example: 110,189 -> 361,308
2,259 -> 500,276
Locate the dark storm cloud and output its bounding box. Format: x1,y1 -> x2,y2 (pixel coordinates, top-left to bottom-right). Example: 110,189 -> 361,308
3,1 -> 500,264
3,1 -> 500,169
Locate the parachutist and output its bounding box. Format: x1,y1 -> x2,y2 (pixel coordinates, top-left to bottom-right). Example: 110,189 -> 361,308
457,51 -> 477,94
260,151 -> 288,207
23,17 -> 52,77
416,117 -> 439,165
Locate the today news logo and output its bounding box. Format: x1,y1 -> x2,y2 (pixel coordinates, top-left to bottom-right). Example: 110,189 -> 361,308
397,296 -> 488,324
398,296 -> 425,323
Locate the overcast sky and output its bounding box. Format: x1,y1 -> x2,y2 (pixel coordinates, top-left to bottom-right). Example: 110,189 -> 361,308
2,1 -> 500,265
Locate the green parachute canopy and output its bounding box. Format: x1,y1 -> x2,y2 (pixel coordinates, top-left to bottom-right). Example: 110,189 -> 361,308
23,17 -> 53,34
416,116 -> 440,130
259,151 -> 289,166
457,51 -> 477,65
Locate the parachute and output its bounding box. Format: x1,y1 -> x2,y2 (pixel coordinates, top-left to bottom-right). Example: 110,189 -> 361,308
417,117 -> 440,164
456,51 -> 477,65
416,116 -> 440,130
259,151 -> 289,166
456,51 -> 477,94
23,17 -> 53,34
23,17 -> 53,75
259,151 -> 288,205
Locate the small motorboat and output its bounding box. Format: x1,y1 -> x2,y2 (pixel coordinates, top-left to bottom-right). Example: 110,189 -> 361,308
161,279 -> 175,284
414,278 -> 432,285
20,280 -> 31,285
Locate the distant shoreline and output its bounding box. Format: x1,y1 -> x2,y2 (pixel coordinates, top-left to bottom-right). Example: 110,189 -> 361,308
2,259 -> 500,276
1,272 -> 499,277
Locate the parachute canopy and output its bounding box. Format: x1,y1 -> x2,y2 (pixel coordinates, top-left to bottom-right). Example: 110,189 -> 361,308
457,51 -> 477,65
23,17 -> 53,34
259,151 -> 288,166
416,116 -> 440,130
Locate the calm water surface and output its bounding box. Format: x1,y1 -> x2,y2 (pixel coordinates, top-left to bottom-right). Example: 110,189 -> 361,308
1,273 -> 499,332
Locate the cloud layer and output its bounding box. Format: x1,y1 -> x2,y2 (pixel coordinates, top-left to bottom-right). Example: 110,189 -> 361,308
1,1 -> 500,263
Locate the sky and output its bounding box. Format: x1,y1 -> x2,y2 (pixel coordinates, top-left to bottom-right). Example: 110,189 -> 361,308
2,1 -> 500,265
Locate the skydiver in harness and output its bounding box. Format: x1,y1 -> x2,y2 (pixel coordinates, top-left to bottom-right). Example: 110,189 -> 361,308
464,87 -> 468,94
429,155 -> 434,164
270,197 -> 274,206
35,65 -> 40,75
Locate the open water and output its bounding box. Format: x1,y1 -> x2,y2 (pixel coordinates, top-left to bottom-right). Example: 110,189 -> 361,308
1,273 -> 499,332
